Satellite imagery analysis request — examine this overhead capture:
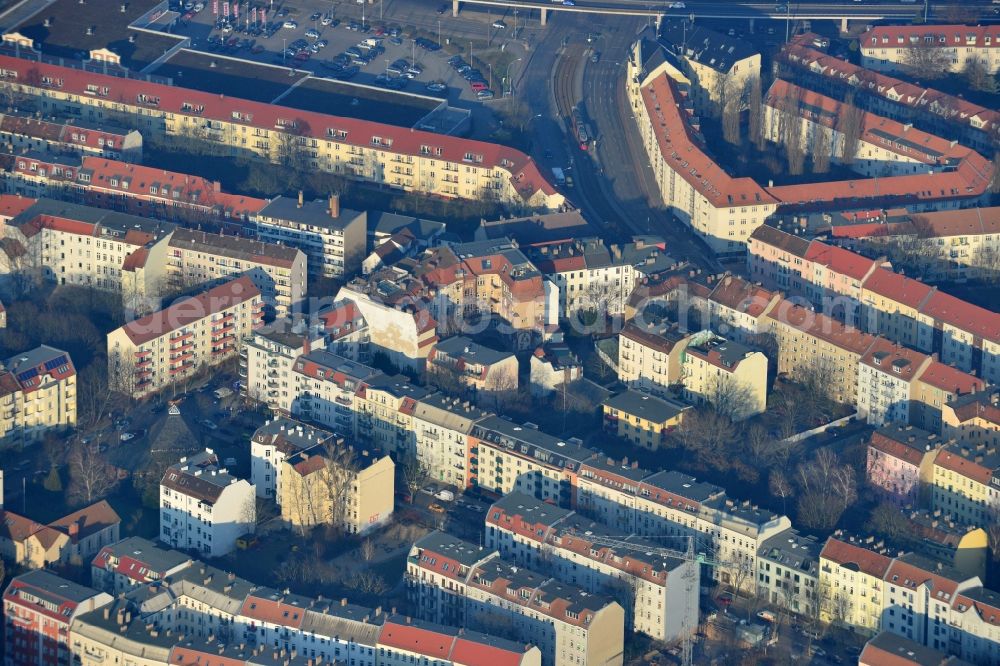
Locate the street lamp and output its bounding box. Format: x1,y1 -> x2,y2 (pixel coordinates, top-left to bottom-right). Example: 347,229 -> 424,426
505,57 -> 522,99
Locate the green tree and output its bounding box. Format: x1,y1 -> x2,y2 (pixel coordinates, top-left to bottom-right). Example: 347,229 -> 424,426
43,467 -> 63,492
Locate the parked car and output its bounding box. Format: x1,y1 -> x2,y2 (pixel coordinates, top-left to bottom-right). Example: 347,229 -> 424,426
282,20 -> 298,29
492,20 -> 506,29
429,502 -> 446,514
202,419 -> 218,431
477,89 -> 495,100
321,15 -> 333,25
470,81 -> 488,91
310,11 -> 322,20
305,28 -> 320,39
406,64 -> 423,75
425,81 -> 447,92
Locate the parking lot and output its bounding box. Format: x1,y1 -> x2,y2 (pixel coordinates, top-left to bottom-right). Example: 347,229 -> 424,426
167,0 -> 521,105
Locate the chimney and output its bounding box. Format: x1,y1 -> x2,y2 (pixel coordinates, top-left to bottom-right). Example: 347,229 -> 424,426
329,193 -> 340,218
297,190 -> 304,208
68,520 -> 80,540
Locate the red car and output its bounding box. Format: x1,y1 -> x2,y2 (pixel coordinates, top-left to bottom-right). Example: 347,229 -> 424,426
470,81 -> 487,91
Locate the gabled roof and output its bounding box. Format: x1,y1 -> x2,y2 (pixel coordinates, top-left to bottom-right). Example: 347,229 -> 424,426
0,55 -> 557,203
120,276 -> 260,345
49,500 -> 120,541
820,535 -> 893,578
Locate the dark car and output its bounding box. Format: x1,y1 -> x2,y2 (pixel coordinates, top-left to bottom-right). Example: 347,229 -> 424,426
334,66 -> 359,80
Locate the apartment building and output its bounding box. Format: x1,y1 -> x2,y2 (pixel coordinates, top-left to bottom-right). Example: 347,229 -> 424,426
524,236 -> 672,319
529,338 -> 581,399
749,227 -> 1000,385
107,276 -> 264,398
745,224 -> 812,294
358,238 -> 557,349
866,424 -> 945,507
318,299 -> 372,363
861,25 -> 1000,74
882,553 -> 980,651
240,328 -> 327,410
90,536 -> 192,595
762,299 -> 878,406
950,587 -> 1000,664
288,348 -> 380,434
0,500 -> 120,569
354,373 -> 432,457
696,274 -> 782,347
857,340 -> 932,426
159,449 -> 256,557
470,416 -> 597,506
428,336 -> 519,396
0,111 -> 142,161
781,35 -> 1000,155
617,320 -> 688,395
0,55 -> 561,211
4,570 -> 112,666
335,284 -> 438,372
3,152 -> 268,225
2,198 -> 174,306
942,389 -> 1000,449
911,362 -> 986,434
757,528 -> 821,618
410,394 -> 490,488
378,616 -> 543,666
249,417 -> 337,502
627,40 -> 779,254
678,331 -> 768,419
902,509 -> 988,581
819,533 -> 895,633
166,228 -> 306,317
253,193 -> 366,279
407,531 -> 625,666
279,440 -> 394,534
601,390 -> 690,450
764,79 -> 991,185
0,344 -> 76,444
659,21 -> 761,116
830,207 -> 1000,282
860,632 -> 966,666
930,443 -> 1000,528
486,492 -> 699,643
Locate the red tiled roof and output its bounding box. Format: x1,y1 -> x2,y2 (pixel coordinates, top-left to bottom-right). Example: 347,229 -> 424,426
820,537 -> 893,578
916,362 -> 984,396
0,55 -> 556,203
919,290 -> 1000,344
862,25 -> 1000,50
884,558 -> 962,598
120,276 -> 260,345
379,621 -> 454,659
805,241 -> 882,281
239,595 -> 306,628
639,73 -> 777,208
860,338 -> 929,375
767,299 -> 879,355
0,194 -> 36,220
862,268 -> 935,310
708,275 -> 778,316
934,446 -> 995,485
451,637 -> 527,666
48,500 -> 120,542
868,430 -> 930,467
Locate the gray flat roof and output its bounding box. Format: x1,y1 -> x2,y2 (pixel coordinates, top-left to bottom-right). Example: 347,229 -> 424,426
433,336 -> 514,367
258,196 -> 364,231
641,469 -> 723,503
97,536 -> 191,575
413,531 -> 492,567
757,529 -> 819,575
252,418 -> 337,451
602,390 -> 690,423
473,416 -> 597,469
12,198 -> 175,242
489,491 -> 573,527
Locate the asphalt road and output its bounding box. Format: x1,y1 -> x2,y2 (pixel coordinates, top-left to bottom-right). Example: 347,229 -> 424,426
454,0 -> 996,21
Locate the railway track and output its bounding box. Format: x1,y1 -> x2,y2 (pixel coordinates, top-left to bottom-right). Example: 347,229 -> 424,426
551,44 -> 628,241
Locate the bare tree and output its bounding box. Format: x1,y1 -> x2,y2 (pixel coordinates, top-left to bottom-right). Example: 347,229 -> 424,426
361,537 -> 376,562
706,374 -> 759,421
747,76 -> 765,152
675,408 -> 738,469
836,95 -> 865,165
963,57 -> 998,93
811,123 -> 832,174
866,502 -> 916,546
718,76 -> 744,146
769,469 -> 792,515
795,449 -> 857,530
902,40 -> 951,80
67,441 -> 119,506
777,86 -> 806,176
397,448 -> 432,499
